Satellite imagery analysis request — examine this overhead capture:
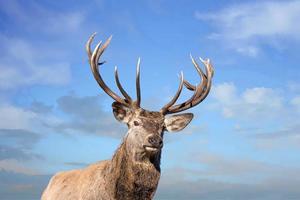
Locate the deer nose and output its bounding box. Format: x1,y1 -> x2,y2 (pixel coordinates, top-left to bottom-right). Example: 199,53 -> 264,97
147,134 -> 163,148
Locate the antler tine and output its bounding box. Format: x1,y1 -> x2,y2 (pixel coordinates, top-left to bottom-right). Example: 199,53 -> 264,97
182,54 -> 207,92
183,79 -> 196,91
136,58 -> 141,107
196,57 -> 214,100
94,35 -> 112,66
200,57 -> 214,77
160,72 -> 184,113
114,66 -> 132,102
161,56 -> 214,114
86,32 -> 97,60
185,55 -> 208,97
87,33 -> 130,105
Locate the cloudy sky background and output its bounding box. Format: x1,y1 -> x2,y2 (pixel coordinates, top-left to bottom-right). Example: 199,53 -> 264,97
1,0 -> 300,199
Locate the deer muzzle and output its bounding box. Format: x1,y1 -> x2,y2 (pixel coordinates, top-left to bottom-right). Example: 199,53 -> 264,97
143,134 -> 163,153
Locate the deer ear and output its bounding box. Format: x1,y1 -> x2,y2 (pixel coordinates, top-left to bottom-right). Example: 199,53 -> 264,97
164,113 -> 193,132
112,102 -> 132,123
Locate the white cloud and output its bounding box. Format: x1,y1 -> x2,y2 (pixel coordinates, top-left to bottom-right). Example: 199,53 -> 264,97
44,12 -> 85,35
0,101 -> 64,138
0,93 -> 125,140
288,82 -> 300,93
211,82 -> 237,105
0,35 -> 71,90
0,0 -> 90,90
53,94 -> 126,138
195,1 -> 300,56
209,82 -> 300,149
0,159 -> 39,175
0,105 -> 36,130
242,87 -> 282,107
157,150 -> 300,199
157,165 -> 300,200
210,82 -> 284,120
236,46 -> 259,57
291,96 -> 300,112
193,151 -> 275,178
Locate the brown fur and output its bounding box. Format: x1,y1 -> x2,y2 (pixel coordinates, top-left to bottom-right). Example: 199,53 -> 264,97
42,106 -> 192,200
42,136 -> 161,200
110,141 -> 160,200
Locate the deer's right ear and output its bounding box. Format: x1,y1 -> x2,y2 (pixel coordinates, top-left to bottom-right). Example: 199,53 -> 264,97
112,102 -> 132,123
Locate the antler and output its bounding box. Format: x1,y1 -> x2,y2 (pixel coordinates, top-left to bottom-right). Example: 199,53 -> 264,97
86,33 -> 141,107
160,55 -> 214,115
86,33 -> 213,112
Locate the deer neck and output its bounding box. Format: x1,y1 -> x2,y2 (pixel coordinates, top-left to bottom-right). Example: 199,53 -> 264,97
109,140 -> 161,200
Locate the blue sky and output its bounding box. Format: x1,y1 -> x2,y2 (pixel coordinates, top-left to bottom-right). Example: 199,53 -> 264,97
1,0 -> 300,199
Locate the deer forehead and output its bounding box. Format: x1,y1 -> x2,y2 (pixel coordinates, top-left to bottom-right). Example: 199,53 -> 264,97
138,109 -> 164,119
130,110 -> 164,130
133,109 -> 165,124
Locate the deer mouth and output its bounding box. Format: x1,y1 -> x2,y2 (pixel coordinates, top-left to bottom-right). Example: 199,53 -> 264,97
143,145 -> 162,153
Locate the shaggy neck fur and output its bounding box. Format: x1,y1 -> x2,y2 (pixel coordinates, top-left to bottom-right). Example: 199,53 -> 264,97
107,139 -> 161,200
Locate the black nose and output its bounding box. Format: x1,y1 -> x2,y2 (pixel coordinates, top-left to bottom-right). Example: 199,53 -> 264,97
147,135 -> 163,148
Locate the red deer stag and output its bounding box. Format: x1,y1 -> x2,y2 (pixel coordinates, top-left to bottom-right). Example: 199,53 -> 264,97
42,33 -> 214,200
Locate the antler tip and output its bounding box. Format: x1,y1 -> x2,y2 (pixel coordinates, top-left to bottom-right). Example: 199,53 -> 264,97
199,57 -> 206,63
176,70 -> 183,78
136,58 -> 141,72
89,32 -> 97,41
136,57 -> 141,106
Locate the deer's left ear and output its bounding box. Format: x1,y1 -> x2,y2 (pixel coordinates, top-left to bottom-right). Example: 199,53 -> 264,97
164,113 -> 193,132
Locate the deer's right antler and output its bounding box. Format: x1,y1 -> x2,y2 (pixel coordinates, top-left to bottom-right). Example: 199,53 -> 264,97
86,33 -> 141,108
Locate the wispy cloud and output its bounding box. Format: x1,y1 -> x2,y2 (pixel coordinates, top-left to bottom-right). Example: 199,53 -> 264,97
192,152 -> 273,177
208,82 -> 300,148
0,105 -> 37,130
0,101 -> 57,132
157,168 -> 300,200
0,93 -> 125,141
64,162 -> 88,168
0,129 -> 41,149
53,94 -> 126,137
0,160 -> 40,176
0,169 -> 50,199
0,129 -> 42,175
0,34 -> 71,90
0,0 -> 89,90
195,1 -> 300,56
209,82 -> 285,120
291,96 -> 300,112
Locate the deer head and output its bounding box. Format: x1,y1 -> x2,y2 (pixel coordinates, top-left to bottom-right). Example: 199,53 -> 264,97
86,33 -> 214,163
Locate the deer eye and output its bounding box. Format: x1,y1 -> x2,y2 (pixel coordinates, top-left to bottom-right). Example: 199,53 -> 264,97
133,121 -> 139,126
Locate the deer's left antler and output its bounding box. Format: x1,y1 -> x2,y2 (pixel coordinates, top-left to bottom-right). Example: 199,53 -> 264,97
160,55 -> 214,115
